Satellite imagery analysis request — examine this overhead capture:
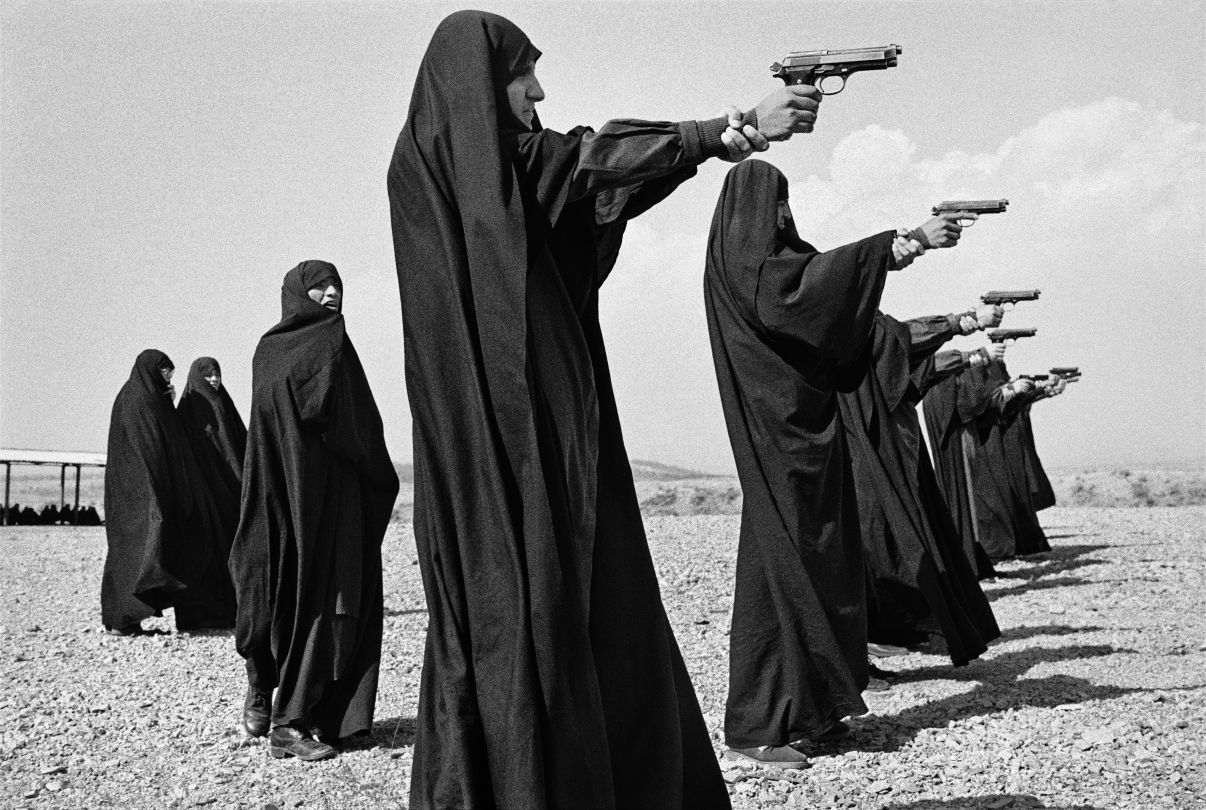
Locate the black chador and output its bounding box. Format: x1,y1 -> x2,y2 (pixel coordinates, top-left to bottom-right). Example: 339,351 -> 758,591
174,357 -> 245,629
837,314 -> 999,665
388,11 -> 736,808
923,370 -> 992,576
101,350 -> 221,633
704,160 -> 892,749
926,362 -> 1049,560
228,262 -> 398,745
1007,393 -> 1056,512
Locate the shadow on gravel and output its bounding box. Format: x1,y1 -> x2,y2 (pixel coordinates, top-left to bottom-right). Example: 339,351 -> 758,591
838,644 -> 1143,753
998,624 -> 1106,642
983,575 -> 1094,602
881,796 -> 1104,809
383,607 -> 426,617
991,544 -> 1109,581
370,716 -> 417,750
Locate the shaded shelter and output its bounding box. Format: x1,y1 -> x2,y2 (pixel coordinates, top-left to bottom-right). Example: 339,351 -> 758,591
704,159 -> 892,748
388,10 -> 734,808
838,313 -> 999,665
229,261 -> 398,741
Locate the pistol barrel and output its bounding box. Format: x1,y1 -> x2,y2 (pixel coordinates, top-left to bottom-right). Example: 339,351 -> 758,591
933,199 -> 1010,216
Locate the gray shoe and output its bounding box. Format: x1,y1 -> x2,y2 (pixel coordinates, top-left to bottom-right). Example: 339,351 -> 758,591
728,744 -> 810,769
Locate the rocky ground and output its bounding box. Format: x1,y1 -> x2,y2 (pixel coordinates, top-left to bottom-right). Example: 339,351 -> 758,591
2,507 -> 1204,809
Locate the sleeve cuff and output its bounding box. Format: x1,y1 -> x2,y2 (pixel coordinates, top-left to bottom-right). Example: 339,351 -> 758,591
686,111 -> 759,163
946,313 -> 963,334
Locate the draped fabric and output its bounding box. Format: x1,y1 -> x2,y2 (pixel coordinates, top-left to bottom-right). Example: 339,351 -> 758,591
387,11 -> 728,808
102,350 -> 219,629
922,374 -> 995,578
838,314 -> 999,666
931,362 -> 1050,560
174,357 -> 245,629
228,261 -> 399,740
704,159 -> 894,748
1014,402 -> 1056,511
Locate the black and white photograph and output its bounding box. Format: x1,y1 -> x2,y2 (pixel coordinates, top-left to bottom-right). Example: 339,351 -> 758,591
1,1 -> 1203,808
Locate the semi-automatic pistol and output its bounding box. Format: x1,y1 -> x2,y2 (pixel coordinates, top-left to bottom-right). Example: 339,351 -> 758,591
932,199 -> 1009,226
770,45 -> 902,95
981,289 -> 1040,308
987,328 -> 1037,344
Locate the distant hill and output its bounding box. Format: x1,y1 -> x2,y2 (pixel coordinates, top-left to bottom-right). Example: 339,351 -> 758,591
629,460 -> 722,482
393,459 -> 716,485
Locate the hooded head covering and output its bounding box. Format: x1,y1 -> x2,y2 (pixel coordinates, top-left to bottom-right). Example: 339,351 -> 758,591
389,12 -> 567,496
178,356 -> 248,490
252,261 -> 347,408
125,349 -> 176,415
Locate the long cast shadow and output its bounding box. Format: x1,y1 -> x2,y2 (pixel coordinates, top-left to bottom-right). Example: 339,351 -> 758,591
808,644 -> 1145,754
998,624 -> 1106,643
384,607 -> 426,617
366,715 -> 417,750
982,575 -> 1094,602
881,796 -> 1105,810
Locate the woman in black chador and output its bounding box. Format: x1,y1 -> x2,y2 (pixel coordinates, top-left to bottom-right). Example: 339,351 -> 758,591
388,9 -> 822,807
102,350 -> 219,634
837,311 -> 1001,667
704,160 -> 971,767
926,360 -> 1050,561
228,262 -> 399,762
175,357 -> 245,630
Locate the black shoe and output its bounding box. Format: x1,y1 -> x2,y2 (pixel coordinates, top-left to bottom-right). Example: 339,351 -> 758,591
268,725 -> 337,761
242,686 -> 271,739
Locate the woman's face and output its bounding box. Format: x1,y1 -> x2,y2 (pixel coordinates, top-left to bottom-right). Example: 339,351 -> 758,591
505,63 -> 545,129
160,366 -> 174,385
307,280 -> 342,312
204,372 -> 222,391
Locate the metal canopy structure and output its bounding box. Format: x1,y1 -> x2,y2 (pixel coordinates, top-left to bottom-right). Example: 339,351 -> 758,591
1,448 -> 107,526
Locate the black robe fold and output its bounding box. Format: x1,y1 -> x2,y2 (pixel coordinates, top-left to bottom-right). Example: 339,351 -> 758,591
838,314 -> 999,665
388,11 -> 727,808
1013,400 -> 1056,511
923,373 -> 991,577
102,350 -> 220,629
704,159 -> 893,748
929,362 -> 1050,560
228,261 -> 398,740
174,357 -> 244,629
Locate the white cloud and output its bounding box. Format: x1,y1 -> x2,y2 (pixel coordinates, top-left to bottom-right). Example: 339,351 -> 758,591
788,97 -> 1203,245
599,97 -> 1205,472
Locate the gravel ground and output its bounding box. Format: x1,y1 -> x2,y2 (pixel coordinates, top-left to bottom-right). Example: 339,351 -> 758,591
2,507 -> 1203,809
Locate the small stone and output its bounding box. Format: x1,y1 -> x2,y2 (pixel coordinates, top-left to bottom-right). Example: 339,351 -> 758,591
867,780 -> 891,794
44,781 -> 63,792
24,624 -> 41,633
39,764 -> 67,775
22,789 -> 38,799
1074,739 -> 1093,751
1048,605 -> 1065,614
1170,772 -> 1183,783
1174,718 -> 1189,729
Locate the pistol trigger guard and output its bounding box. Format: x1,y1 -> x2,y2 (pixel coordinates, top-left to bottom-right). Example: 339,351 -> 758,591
959,216 -> 976,227
819,75 -> 846,95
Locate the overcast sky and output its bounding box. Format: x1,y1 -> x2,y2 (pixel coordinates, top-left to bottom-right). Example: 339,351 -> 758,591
2,1 -> 1203,474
